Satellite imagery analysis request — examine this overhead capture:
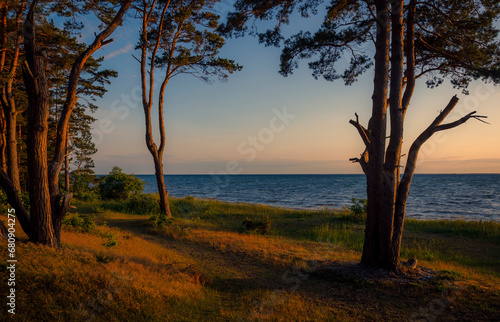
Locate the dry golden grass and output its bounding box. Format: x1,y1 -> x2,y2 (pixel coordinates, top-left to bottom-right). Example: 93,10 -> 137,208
1,199 -> 498,321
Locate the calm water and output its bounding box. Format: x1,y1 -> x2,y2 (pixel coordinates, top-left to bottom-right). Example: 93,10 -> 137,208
136,174 -> 500,221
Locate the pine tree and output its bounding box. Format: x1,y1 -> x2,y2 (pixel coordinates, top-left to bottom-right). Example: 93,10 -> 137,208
221,0 -> 500,270
136,0 -> 241,220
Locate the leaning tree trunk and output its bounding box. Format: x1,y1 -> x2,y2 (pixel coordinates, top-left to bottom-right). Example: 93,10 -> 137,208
45,0 -> 132,245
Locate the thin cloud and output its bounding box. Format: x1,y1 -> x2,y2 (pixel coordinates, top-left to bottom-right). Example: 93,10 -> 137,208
104,43 -> 133,59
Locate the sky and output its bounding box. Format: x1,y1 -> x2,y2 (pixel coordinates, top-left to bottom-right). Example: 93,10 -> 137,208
79,2 -> 500,175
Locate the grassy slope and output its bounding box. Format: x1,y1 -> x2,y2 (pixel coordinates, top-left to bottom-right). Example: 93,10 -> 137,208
1,196 -> 499,321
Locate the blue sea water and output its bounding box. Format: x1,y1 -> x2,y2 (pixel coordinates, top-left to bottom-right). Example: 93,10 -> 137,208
136,174 -> 500,221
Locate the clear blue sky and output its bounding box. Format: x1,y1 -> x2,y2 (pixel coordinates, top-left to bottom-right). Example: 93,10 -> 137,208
82,3 -> 500,175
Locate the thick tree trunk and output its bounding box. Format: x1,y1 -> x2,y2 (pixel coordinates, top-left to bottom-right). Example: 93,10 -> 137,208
23,0 -> 55,246
360,0 -> 391,269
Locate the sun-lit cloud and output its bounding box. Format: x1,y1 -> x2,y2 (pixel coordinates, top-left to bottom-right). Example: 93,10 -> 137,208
104,43 -> 133,59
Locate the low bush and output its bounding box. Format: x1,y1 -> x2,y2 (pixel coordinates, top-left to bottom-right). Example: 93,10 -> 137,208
63,213 -> 96,232
242,216 -> 272,234
349,198 -> 367,217
102,232 -> 118,248
98,166 -> 144,200
127,193 -> 160,215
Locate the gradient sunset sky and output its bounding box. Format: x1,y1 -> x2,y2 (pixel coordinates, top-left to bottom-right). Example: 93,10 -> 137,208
84,3 -> 500,175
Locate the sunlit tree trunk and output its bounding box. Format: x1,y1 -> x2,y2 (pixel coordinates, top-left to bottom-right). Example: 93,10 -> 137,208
23,0 -> 55,245
20,0 -> 131,246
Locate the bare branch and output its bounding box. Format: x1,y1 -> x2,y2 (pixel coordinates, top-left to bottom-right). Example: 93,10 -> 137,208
435,111 -> 487,132
349,113 -> 371,146
350,149 -> 369,174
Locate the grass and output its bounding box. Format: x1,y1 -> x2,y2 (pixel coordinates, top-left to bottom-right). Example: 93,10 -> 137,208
1,195 -> 499,321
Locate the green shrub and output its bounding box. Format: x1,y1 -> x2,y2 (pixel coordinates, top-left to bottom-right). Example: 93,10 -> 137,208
102,232 -> 118,248
349,198 -> 367,217
70,169 -> 99,201
150,214 -> 172,229
98,166 -> 144,200
170,196 -> 201,218
242,216 -> 272,234
126,193 -> 160,215
63,213 -> 96,232
74,189 -> 100,202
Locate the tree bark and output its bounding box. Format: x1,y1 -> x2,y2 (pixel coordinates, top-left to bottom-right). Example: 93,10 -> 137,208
23,0 -> 55,246
378,0 -> 405,270
360,0 -> 390,268
153,154 -> 171,218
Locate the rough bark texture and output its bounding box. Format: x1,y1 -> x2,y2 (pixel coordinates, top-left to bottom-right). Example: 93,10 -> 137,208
0,0 -> 132,246
23,0 -> 55,246
360,0 -> 390,269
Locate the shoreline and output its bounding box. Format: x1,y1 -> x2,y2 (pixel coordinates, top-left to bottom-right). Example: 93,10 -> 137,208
161,195 -> 500,223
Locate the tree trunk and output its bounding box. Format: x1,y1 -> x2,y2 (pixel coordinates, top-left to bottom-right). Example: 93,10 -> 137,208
140,1 -> 173,220
360,0 -> 391,269
45,1 -> 132,241
152,154 -> 171,218
23,0 -> 55,246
